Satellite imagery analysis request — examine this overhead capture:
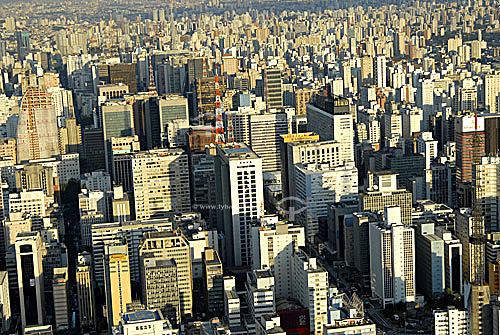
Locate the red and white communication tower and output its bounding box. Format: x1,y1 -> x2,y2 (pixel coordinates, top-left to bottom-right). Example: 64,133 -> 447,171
148,54 -> 156,93
214,74 -> 225,144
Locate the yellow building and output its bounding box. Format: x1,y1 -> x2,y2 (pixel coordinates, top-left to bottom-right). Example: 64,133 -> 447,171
104,244 -> 132,329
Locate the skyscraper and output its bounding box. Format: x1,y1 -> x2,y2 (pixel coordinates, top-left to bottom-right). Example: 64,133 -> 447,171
16,30 -> 30,60
484,74 -> 500,113
101,100 -> 135,172
104,244 -> 132,329
132,149 -> 191,220
455,115 -> 485,184
263,68 -> 283,111
369,207 -> 416,308
139,231 -> 193,319
229,110 -> 289,172
215,143 -> 264,266
15,232 -> 45,328
16,87 -> 59,163
141,257 -> 181,325
76,252 -> 96,329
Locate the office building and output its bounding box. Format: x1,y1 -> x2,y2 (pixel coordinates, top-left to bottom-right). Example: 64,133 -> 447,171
280,134 -> 345,201
141,257 -> 181,325
360,171 -> 413,225
474,156 -> 500,232
291,248 -> 328,335
294,162 -> 358,242
456,208 -> 484,285
111,135 -> 141,192
0,271 -> 10,332
294,88 -> 318,115
485,74 -> 500,113
76,252 -> 96,329
433,307 -> 469,335
139,231 -> 193,319
246,269 -> 275,331
104,244 -> 132,329
352,212 -> 378,286
132,149 -> 191,220
415,223 -> 445,297
101,100 -> 135,172
158,95 -> 189,147
437,229 -> 464,295
83,127 -> 106,171
263,68 -> 283,111
16,30 -> 30,60
117,310 -> 177,335
202,248 -> 224,315
306,95 -> 354,163
323,320 -> 377,335
91,219 -> 173,285
467,284 -> 490,335
15,232 -> 45,328
369,207 -> 416,308
17,87 -> 59,163
455,115 -> 485,184
229,110 -> 289,172
250,218 -> 305,299
215,143 -> 264,266
52,267 -> 69,331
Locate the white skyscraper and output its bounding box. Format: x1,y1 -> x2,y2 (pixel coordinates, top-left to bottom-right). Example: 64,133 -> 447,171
229,109 -> 289,172
374,55 -> 387,88
294,162 -> 358,242
433,307 -> 469,335
485,74 -> 500,113
250,217 -> 305,298
291,248 -> 328,335
474,156 -> 500,232
369,207 -> 416,308
132,149 -> 191,220
215,143 -> 264,266
417,132 -> 438,170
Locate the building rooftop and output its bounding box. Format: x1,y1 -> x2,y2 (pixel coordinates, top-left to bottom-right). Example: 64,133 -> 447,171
122,310 -> 161,324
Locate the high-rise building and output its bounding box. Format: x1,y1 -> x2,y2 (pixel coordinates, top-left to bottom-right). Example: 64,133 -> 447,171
473,156 -> 500,232
141,257 -> 181,325
484,74 -> 500,113
456,208 -> 484,285
215,143 -> 264,266
76,252 -> 96,329
229,110 -> 289,171
294,88 -> 318,115
306,95 -> 354,163
97,63 -> 137,93
202,248 -> 224,315
455,115 -> 485,184
157,95 -> 189,147
415,222 -> 445,297
101,100 -> 135,172
369,207 -> 416,308
360,171 -> 413,225
436,229 -> 464,295
104,244 -> 132,329
246,269 -> 275,332
250,218 -> 305,299
374,55 -> 387,88
139,231 -> 193,319
117,310 -> 177,335
91,219 -> 173,285
132,149 -> 191,220
0,271 -> 10,333
15,232 -> 45,328
291,248 -> 328,335
111,135 -> 140,192
294,162 -> 358,242
83,127 -> 106,171
280,134 -> 344,201
16,30 -> 30,60
52,267 -> 69,331
16,87 -> 59,163
263,68 -> 283,111
467,284 -> 490,335
433,307 -> 469,335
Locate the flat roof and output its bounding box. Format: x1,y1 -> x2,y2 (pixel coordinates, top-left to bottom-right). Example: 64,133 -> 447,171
123,310 -> 161,324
